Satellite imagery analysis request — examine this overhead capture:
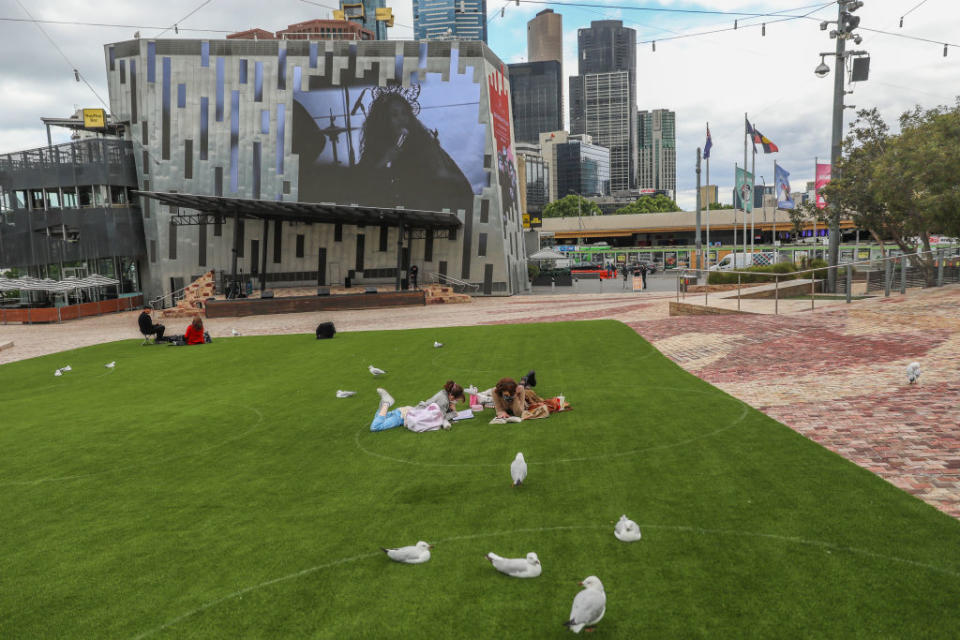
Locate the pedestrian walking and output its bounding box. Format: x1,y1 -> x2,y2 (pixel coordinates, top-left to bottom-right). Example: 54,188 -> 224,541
639,263 -> 648,289
621,265 -> 629,289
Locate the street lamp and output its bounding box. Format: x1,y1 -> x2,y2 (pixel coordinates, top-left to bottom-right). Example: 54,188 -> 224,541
814,57 -> 830,77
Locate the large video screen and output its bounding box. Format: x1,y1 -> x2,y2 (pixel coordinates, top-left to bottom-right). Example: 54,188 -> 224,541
293,70 -> 486,214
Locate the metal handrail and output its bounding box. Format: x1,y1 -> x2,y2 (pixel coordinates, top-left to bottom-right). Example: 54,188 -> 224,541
676,247 -> 960,311
429,271 -> 480,290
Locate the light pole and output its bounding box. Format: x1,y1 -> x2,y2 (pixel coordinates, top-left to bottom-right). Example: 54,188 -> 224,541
816,0 -> 866,292
758,175 -> 765,254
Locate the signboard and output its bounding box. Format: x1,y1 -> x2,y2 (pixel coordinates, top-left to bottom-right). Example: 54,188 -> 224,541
82,108 -> 107,129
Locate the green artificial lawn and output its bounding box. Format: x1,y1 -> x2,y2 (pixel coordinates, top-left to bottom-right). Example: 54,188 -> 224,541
1,320 -> 959,639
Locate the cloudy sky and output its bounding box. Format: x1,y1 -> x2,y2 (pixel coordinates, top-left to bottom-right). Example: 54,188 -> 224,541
2,0 -> 958,210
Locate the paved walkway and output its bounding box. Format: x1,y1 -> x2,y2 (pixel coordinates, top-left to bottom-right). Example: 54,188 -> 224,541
3,286 -> 959,518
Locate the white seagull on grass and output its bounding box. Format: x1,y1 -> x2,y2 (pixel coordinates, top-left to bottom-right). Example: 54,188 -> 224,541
381,541 -> 432,564
485,552 -> 541,578
369,365 -> 386,376
511,452 -> 527,487
614,514 -> 642,542
433,341 -> 444,348
335,390 -> 357,398
54,369 -> 63,377
105,361 -> 116,369
564,576 -> 606,634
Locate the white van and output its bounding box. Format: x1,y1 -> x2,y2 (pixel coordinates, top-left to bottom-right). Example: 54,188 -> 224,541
709,252 -> 779,271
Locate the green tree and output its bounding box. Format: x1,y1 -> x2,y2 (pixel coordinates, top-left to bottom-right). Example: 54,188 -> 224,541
824,101 -> 960,283
542,194 -> 602,218
613,194 -> 680,214
704,202 -> 734,210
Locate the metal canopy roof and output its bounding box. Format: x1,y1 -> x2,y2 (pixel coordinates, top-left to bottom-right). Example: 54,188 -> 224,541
133,191 -> 463,230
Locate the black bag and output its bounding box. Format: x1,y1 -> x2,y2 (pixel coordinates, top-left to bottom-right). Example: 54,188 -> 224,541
316,322 -> 336,339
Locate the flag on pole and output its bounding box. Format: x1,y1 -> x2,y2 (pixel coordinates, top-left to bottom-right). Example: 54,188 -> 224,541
815,163 -> 832,209
735,166 -> 754,213
775,163 -> 793,209
704,124 -> 713,159
745,119 -> 779,153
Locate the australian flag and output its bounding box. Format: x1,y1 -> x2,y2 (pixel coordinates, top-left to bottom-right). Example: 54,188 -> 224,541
745,118 -> 779,154
704,125 -> 713,159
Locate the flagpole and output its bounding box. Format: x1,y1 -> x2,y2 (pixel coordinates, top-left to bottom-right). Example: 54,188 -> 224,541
733,161 -> 738,254
773,159 -> 778,255
813,156 -> 818,252
742,113 -> 748,260
750,140 -> 756,256
706,122 -> 711,270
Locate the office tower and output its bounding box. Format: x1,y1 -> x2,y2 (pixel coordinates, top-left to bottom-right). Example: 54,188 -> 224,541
507,61 -> 563,145
414,0 -> 487,42
698,185 -> 718,205
638,109 -> 676,200
527,9 -> 562,64
540,130 -> 604,202
336,0 -> 392,40
554,138 -> 611,199
570,20 -> 636,193
570,71 -> 633,193
515,142 -> 548,226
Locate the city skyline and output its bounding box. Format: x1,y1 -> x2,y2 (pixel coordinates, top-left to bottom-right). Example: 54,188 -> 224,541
1,1 -> 958,211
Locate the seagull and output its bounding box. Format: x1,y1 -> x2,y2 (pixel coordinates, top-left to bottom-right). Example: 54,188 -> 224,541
433,341 -> 444,348
614,514 -> 642,542
511,452 -> 527,487
906,361 -> 921,384
105,361 -> 116,369
369,365 -> 386,376
54,369 -> 63,377
62,365 -> 72,372
231,328 -> 241,336
336,390 -> 357,398
381,541 -> 432,564
563,576 -> 606,634
485,552 -> 541,578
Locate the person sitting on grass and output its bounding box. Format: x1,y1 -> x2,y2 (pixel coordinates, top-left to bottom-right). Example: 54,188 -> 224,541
370,381 -> 465,433
492,372 -> 568,421
138,305 -> 166,343
183,316 -> 207,345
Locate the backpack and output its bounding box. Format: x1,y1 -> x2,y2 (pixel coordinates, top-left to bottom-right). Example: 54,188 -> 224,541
316,322 -> 336,339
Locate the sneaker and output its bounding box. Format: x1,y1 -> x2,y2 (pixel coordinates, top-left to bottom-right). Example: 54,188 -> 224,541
376,388 -> 395,408
521,370 -> 537,388
441,420 -> 452,430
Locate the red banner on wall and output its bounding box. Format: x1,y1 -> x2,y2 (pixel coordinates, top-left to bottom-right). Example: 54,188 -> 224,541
815,163 -> 831,209
488,67 -> 519,224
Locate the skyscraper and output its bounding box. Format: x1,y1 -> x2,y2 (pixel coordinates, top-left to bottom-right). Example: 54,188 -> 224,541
527,9 -> 562,64
507,60 -> 563,145
638,109 -> 676,200
336,0 -> 392,40
570,71 -> 633,193
569,21 -> 636,193
414,0 -> 487,42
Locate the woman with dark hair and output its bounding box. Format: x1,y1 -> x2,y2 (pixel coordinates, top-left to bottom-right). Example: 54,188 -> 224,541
370,380 -> 466,433
357,91 -> 474,212
184,316 -> 206,345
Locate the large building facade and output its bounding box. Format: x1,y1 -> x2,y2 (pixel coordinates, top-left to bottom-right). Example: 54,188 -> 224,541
414,0 -> 487,42
638,108 -> 676,200
103,38 -> 526,297
527,9 -> 562,64
569,21 -> 636,194
554,137 -> 610,199
507,60 -> 562,145
570,71 -> 633,194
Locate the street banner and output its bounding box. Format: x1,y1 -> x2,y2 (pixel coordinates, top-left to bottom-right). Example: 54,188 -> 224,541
775,163 -> 793,209
815,163 -> 832,209
736,166 -> 754,213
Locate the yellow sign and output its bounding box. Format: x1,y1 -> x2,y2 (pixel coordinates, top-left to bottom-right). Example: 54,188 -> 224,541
522,213 -> 531,229
82,108 -> 107,129
375,7 -> 395,26
333,9 -> 345,19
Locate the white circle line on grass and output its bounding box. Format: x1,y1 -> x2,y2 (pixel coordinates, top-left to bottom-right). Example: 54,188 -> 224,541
129,522 -> 960,639
352,403 -> 750,468
0,406 -> 265,487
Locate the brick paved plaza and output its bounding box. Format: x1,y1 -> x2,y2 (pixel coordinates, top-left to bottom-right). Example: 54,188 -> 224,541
3,285 -> 958,517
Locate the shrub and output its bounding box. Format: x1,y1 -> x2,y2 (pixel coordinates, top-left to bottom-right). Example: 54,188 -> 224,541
527,263 -> 541,282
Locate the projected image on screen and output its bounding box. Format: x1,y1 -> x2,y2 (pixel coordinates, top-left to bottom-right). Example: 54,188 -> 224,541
293,74 -> 485,214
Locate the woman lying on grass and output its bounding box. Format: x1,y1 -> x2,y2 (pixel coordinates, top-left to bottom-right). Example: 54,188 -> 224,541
491,375 -> 569,422
370,381 -> 465,432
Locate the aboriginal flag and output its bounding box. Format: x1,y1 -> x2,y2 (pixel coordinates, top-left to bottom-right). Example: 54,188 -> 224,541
745,119 -> 779,153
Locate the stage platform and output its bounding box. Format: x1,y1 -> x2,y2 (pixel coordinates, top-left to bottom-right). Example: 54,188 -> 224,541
204,289 -> 426,318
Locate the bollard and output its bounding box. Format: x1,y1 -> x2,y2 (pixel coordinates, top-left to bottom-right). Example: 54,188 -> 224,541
884,259 -> 892,297
846,264 -> 853,303
900,257 -> 907,294
774,274 -> 779,315
938,249 -> 945,287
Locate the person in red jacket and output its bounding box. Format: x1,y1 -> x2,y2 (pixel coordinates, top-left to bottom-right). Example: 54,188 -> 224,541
183,316 -> 206,345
